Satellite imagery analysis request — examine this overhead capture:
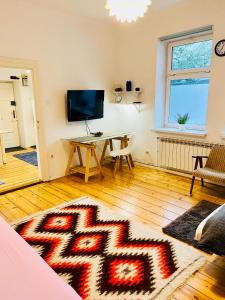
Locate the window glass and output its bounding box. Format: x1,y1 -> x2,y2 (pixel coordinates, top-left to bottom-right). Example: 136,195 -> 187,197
168,78 -> 209,126
171,40 -> 213,71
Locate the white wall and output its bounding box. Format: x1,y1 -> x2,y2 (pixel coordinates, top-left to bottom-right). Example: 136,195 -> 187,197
116,0 -> 225,165
0,0 -> 120,179
1,0 -> 224,180
0,67 -> 36,148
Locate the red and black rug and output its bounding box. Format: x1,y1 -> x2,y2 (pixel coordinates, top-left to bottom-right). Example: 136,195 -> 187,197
13,197 -> 205,300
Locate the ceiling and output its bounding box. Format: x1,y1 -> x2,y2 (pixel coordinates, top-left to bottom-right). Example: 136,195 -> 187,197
28,0 -> 185,21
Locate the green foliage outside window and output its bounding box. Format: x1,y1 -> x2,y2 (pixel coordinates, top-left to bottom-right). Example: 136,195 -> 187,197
172,40 -> 213,71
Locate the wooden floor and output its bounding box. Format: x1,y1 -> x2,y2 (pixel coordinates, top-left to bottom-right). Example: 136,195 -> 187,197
0,148 -> 40,193
0,164 -> 225,299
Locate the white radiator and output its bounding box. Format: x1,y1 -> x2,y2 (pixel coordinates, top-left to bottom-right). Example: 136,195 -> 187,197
157,137 -> 222,174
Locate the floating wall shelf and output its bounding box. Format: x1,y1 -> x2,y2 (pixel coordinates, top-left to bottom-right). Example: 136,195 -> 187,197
113,90 -> 143,104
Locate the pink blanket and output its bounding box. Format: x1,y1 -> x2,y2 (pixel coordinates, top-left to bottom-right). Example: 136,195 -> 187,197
0,217 -> 81,300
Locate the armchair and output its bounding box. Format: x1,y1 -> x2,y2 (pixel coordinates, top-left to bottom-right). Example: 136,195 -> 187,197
190,145 -> 225,195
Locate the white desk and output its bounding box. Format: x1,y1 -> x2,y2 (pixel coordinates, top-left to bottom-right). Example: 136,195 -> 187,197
0,130 -> 12,165
65,131 -> 133,182
66,131 -> 133,144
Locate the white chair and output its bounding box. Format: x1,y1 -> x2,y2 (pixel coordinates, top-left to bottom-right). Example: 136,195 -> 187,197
110,146 -> 134,177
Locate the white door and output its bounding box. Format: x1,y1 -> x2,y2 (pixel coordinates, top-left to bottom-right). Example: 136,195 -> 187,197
0,82 -> 20,148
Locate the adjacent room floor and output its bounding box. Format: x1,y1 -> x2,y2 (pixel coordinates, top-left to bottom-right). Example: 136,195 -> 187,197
0,165 -> 224,299
0,148 -> 40,193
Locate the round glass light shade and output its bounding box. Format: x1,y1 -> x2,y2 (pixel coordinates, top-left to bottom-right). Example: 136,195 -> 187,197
106,0 -> 152,23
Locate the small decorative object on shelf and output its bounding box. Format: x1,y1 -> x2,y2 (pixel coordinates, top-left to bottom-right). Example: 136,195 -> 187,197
176,113 -> 189,131
114,86 -> 123,103
126,80 -> 132,92
135,87 -> 142,98
115,87 -> 123,92
112,83 -> 143,104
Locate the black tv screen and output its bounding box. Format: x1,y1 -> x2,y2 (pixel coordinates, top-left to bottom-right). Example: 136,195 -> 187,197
67,90 -> 104,122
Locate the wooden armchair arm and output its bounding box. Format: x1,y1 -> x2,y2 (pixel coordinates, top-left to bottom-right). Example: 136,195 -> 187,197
192,155 -> 208,170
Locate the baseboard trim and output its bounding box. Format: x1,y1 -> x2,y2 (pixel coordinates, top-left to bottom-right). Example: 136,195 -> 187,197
0,180 -> 42,195
134,161 -> 225,187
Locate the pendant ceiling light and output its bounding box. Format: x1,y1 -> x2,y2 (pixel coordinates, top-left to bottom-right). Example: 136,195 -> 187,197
106,0 -> 152,23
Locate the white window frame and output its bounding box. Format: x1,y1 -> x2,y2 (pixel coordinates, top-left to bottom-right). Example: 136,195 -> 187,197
165,34 -> 212,130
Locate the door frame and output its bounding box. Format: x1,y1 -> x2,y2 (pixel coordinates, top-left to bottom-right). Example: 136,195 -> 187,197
0,56 -> 49,181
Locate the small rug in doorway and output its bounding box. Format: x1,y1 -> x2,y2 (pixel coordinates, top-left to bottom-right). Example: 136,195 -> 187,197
163,200 -> 219,254
5,146 -> 25,153
13,197 -> 205,300
14,151 -> 38,167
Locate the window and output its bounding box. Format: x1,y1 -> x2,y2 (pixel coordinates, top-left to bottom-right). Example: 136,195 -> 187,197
165,35 -> 213,129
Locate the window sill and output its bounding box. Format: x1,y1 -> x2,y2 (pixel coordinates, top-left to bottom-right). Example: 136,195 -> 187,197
152,127 -> 207,137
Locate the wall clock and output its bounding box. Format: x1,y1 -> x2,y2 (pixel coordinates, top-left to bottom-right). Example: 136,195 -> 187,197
215,39 -> 225,57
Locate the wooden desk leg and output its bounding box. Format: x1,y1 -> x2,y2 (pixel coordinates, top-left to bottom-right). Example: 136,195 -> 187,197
85,148 -> 91,183
65,144 -> 76,175
92,148 -> 104,178
113,157 -> 120,177
100,139 -> 109,164
77,146 -> 83,166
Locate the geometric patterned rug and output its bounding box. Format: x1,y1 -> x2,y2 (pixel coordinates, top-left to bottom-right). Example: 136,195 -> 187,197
13,197 -> 206,300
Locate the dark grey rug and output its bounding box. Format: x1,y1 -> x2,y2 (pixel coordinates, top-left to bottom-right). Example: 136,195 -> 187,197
5,146 -> 25,153
14,151 -> 38,167
163,200 -> 219,254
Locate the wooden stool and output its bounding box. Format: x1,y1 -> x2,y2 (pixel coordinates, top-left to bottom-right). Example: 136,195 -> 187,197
110,147 -> 134,177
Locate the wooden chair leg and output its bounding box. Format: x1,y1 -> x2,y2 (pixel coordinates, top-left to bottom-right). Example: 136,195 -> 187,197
128,154 -> 135,168
190,176 -> 195,195
113,157 -> 119,177
119,139 -> 125,170
201,178 -> 204,186
124,136 -> 134,168
119,155 -> 123,170
126,155 -> 134,175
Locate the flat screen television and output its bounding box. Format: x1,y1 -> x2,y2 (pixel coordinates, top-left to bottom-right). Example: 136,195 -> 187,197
67,90 -> 104,122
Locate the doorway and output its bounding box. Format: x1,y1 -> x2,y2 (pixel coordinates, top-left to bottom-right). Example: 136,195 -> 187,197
0,82 -> 20,148
0,67 -> 41,193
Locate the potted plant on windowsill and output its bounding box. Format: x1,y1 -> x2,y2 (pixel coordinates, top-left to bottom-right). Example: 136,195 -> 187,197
176,113 -> 189,131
